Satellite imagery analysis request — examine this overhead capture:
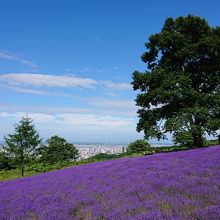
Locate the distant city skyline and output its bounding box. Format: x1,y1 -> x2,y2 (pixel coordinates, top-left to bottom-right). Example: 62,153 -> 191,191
0,1 -> 219,143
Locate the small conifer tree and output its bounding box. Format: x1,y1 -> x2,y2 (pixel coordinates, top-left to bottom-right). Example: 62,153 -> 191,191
4,116 -> 41,176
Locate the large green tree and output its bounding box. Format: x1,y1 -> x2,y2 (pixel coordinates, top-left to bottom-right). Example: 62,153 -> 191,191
39,135 -> 79,163
4,116 -> 42,176
132,15 -> 220,147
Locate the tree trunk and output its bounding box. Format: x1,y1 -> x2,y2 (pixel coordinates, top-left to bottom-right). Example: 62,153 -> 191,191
20,150 -> 25,177
218,134 -> 220,145
191,118 -> 204,148
192,131 -> 204,147
21,162 -> 24,177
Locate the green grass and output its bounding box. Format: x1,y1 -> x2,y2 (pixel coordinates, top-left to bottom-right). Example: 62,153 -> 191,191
1,140 -> 219,181
0,153 -> 140,181
0,169 -> 21,181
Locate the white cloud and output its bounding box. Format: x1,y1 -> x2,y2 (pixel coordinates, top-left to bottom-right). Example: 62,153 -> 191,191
0,111 -> 140,142
0,111 -> 135,127
0,112 -> 55,122
1,84 -> 79,98
100,80 -> 131,90
0,104 -> 90,115
88,98 -> 137,114
25,113 -> 56,123
0,73 -> 97,89
0,100 -> 137,118
57,113 -> 135,127
65,67 -> 91,74
0,50 -> 38,69
0,73 -> 132,91
0,112 -> 12,118
3,85 -> 49,95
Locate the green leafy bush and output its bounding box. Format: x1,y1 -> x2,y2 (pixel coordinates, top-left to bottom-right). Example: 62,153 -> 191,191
39,136 -> 79,164
127,139 -> 151,154
152,145 -> 190,153
204,139 -> 219,146
0,151 -> 15,170
172,131 -> 195,147
87,153 -> 124,161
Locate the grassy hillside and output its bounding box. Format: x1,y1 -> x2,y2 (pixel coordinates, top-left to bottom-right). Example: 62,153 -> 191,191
0,145 -> 219,219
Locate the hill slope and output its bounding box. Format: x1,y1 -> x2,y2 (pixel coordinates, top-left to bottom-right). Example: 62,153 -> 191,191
0,146 -> 220,220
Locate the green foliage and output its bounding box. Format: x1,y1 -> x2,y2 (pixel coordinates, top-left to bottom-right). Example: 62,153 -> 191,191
0,161 -> 76,181
4,116 -> 41,176
132,15 -> 220,147
0,150 -> 15,170
152,145 -> 190,153
172,130 -> 195,147
87,153 -> 124,161
26,163 -> 51,173
122,146 -> 125,154
0,168 -> 21,181
1,143 -> 219,181
39,135 -> 79,164
127,139 -> 151,154
204,139 -> 219,146
26,161 -> 74,173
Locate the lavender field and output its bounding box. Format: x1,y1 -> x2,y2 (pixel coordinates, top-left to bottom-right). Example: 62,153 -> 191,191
0,146 -> 220,220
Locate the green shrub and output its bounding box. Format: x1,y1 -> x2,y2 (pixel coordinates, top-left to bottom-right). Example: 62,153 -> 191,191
0,151 -> 15,170
87,153 -> 124,161
152,145 -> 190,153
127,139 -> 151,154
39,136 -> 79,164
204,139 -> 219,146
172,131 -> 195,147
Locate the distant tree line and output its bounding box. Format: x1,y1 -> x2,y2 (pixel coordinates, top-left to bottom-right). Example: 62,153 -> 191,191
1,115 -> 219,178
1,116 -> 219,180
0,116 -> 79,176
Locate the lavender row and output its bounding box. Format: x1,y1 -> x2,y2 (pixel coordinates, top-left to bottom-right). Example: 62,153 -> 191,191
0,146 -> 219,219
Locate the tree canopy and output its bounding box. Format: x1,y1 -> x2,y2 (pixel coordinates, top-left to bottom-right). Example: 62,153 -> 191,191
127,139 -> 151,154
132,15 -> 220,147
4,116 -> 41,176
39,135 -> 79,163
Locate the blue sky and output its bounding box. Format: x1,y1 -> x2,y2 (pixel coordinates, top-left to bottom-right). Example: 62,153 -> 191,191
0,0 -> 220,143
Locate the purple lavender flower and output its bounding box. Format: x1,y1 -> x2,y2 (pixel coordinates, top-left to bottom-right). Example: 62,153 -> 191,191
0,146 -> 219,219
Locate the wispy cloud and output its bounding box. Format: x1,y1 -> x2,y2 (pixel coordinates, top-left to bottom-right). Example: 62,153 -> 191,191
88,98 -> 136,112
100,80 -> 132,90
0,111 -> 135,127
0,73 -> 97,89
2,85 -> 49,95
58,113 -> 134,127
0,73 -> 131,92
0,112 -> 56,123
0,111 -> 141,142
0,103 -> 90,115
65,67 -> 92,74
0,50 -> 38,69
0,99 -> 136,118
0,112 -> 12,118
